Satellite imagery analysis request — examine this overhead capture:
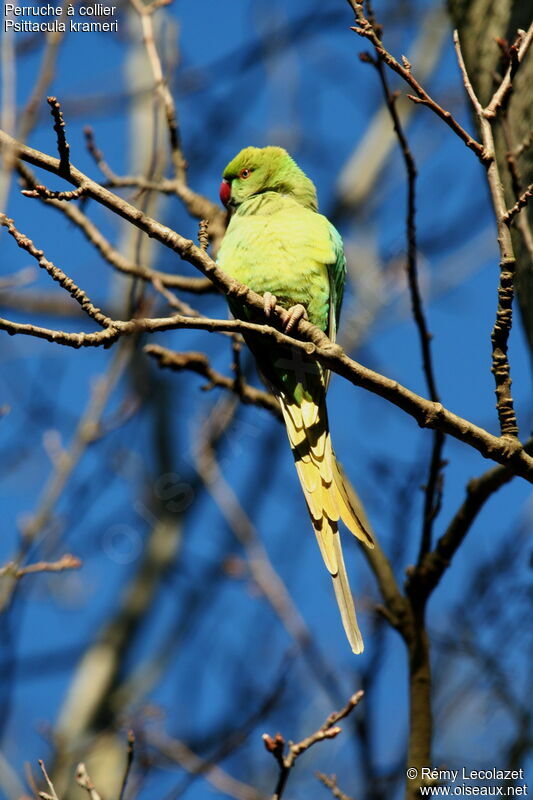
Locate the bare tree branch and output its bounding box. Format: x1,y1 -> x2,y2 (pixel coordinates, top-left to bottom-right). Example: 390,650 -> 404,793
46,96 -> 70,174
0,553 -> 81,579
37,761 -> 59,800
453,29 -> 532,437
0,213 -> 113,327
75,763 -> 102,800
118,730 -> 135,800
408,436 -> 533,600
317,772 -> 355,800
484,25 -> 533,118
263,690 -> 364,800
145,344 -> 281,416
346,1 -> 486,160
16,162 -> 215,293
502,182 -> 533,225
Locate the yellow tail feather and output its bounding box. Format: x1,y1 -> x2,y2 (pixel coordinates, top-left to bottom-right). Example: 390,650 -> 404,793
279,395 -> 374,654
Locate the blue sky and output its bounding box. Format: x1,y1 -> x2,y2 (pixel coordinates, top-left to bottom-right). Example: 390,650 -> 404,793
0,1 -> 531,798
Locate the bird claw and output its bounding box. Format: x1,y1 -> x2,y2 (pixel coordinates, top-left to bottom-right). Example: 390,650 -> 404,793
262,294 -> 308,333
283,303 -> 308,333
263,291 -> 278,318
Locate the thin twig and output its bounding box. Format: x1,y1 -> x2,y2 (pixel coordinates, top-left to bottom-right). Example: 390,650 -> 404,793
501,121 -> 533,261
22,183 -> 86,201
0,213 -> 113,328
263,691 -> 364,800
349,9 -> 526,437
46,96 -> 70,173
84,125 -> 120,183
38,761 -> 59,800
149,274 -> 204,317
126,0 -> 226,248
0,553 -> 81,579
198,218 -> 209,251
407,436 -> 533,600
231,335 -> 246,397
119,730 -> 136,800
484,24 -> 533,118
0,344 -> 132,614
84,125 -> 225,241
75,763 -> 102,800
502,182 -> 533,226
316,772 -> 355,800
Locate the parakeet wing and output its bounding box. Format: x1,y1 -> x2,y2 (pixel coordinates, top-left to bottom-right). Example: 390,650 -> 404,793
327,221 -> 347,344
324,222 -> 346,390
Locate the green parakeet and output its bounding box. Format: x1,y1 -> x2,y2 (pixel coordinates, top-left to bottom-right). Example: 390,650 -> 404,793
217,146 -> 374,654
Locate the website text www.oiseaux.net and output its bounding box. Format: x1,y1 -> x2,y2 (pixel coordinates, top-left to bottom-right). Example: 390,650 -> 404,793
406,768 -> 528,797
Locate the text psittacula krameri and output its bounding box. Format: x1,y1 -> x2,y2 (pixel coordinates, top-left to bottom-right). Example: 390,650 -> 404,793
217,146 -> 374,653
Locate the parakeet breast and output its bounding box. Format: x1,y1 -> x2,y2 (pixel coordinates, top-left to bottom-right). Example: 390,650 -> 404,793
217,192 -> 334,331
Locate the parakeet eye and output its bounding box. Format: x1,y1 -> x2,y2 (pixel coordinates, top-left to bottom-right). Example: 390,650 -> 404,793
239,168 -> 252,179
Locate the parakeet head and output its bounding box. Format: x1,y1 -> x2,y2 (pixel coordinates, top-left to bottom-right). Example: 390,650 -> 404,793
219,146 -> 318,211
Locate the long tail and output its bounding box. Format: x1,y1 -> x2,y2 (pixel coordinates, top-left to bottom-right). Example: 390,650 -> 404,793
279,395 -> 374,654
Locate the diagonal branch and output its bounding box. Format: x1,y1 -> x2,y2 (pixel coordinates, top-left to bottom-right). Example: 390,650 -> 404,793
502,182 -> 533,226
145,344 -> 281,416
484,24 -> 533,118
263,691 -> 364,800
83,126 -> 226,248
407,437 -> 533,600
17,162 -> 213,292
346,1 -> 486,160
118,730 -> 135,800
75,764 -> 102,800
38,760 -> 59,800
0,213 -> 113,327
317,772 -> 355,800
0,553 -> 81,579
1,303 -> 533,481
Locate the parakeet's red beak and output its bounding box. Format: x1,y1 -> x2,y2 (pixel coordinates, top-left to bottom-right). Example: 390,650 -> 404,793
219,179 -> 231,207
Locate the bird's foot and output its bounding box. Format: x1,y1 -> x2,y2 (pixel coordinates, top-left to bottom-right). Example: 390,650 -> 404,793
263,291 -> 278,318
262,294 -> 308,333
283,303 -> 308,333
